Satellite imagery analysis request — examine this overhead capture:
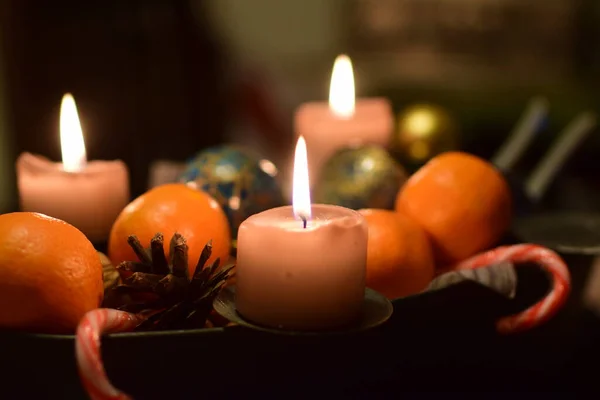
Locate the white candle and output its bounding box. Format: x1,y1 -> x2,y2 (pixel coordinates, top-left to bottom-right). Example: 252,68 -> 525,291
16,94 -> 130,242
235,136 -> 368,331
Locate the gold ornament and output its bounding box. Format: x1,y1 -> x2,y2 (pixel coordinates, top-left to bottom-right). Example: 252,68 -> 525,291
392,104 -> 459,167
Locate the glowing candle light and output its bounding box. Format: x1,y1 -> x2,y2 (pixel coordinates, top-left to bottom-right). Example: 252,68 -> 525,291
292,136 -> 311,226
60,94 -> 87,172
328,55 -> 356,119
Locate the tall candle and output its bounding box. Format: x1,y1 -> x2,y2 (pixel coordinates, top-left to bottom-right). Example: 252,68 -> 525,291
235,136 -> 367,331
16,94 -> 129,243
294,55 -> 393,186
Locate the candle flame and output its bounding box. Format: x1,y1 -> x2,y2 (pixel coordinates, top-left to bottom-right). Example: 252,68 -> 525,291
292,136 -> 311,222
60,93 -> 87,172
328,54 -> 355,118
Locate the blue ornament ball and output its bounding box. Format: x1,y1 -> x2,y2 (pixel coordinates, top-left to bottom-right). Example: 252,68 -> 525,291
179,145 -> 284,245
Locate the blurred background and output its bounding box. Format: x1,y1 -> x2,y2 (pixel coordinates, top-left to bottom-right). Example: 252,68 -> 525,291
0,0 -> 599,209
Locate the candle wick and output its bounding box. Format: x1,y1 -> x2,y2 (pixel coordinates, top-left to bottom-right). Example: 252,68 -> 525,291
301,216 -> 307,229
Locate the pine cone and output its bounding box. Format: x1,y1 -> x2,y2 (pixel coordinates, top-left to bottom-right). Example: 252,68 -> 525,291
105,232 -> 234,331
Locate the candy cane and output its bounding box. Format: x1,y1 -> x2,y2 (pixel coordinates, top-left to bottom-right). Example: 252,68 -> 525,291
76,308 -> 144,400
455,244 -> 571,334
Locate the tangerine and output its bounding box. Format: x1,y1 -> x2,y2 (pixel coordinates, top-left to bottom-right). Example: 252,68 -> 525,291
108,184 -> 231,276
395,151 -> 511,266
0,212 -> 103,333
359,209 -> 435,299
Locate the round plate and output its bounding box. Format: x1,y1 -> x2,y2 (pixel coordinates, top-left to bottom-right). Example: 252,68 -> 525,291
514,212 -> 600,255
213,286 -> 393,336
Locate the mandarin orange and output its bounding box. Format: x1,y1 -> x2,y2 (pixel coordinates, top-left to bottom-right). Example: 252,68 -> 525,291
0,212 -> 103,333
395,151 -> 511,266
108,184 -> 231,276
359,209 -> 435,299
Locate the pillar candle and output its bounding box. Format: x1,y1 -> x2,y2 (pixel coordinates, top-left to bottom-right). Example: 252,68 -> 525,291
16,94 -> 129,243
235,136 -> 368,331
294,55 -> 393,186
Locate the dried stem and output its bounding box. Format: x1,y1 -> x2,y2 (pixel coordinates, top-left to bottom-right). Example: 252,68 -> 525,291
207,264 -> 234,288
208,258 -> 221,275
154,274 -> 188,304
170,233 -> 189,278
127,235 -> 152,265
150,233 -> 170,275
116,261 -> 151,274
193,240 -> 213,277
124,272 -> 164,290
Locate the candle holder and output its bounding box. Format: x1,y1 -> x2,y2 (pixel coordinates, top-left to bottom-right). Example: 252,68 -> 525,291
213,286 -> 393,335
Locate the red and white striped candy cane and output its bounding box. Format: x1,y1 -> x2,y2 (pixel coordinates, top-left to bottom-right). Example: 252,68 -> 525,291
455,243 -> 571,334
76,308 -> 144,400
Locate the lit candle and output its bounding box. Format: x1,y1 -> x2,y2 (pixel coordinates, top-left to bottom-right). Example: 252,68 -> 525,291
16,93 -> 130,243
235,136 -> 368,331
294,54 -> 393,185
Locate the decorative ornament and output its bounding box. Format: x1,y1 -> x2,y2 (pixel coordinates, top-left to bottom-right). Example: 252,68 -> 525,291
313,145 -> 407,210
392,104 -> 459,169
179,145 -> 284,250
105,232 -> 234,331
